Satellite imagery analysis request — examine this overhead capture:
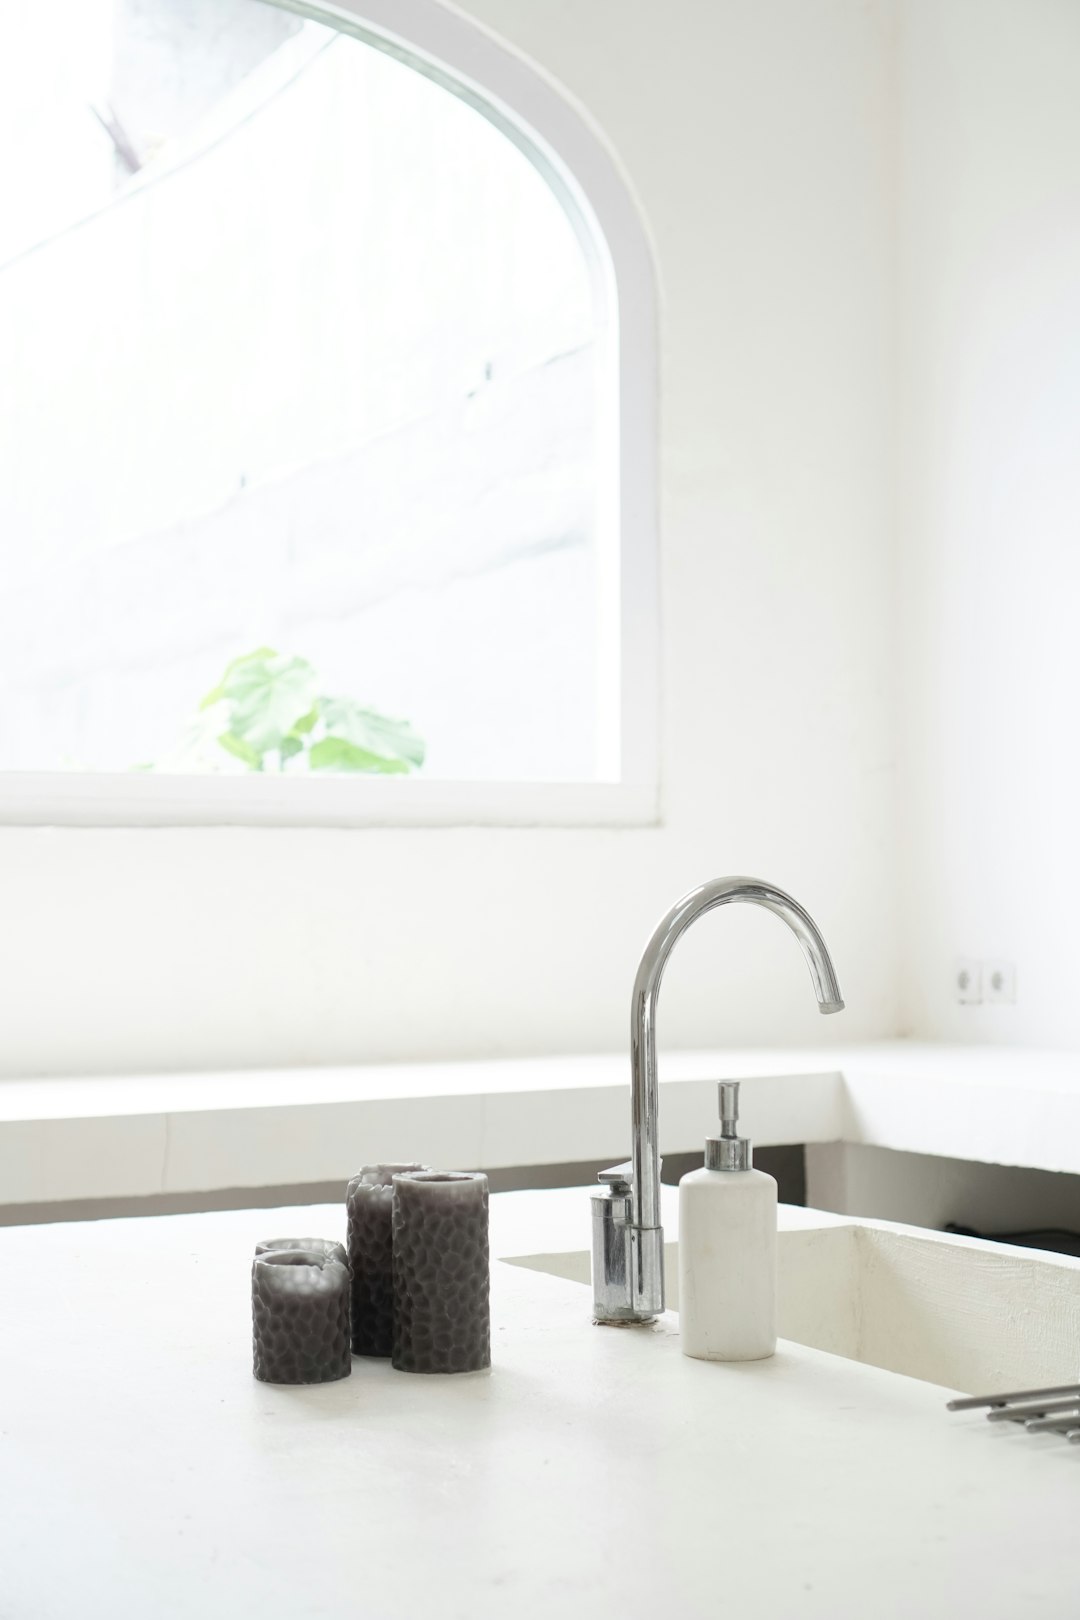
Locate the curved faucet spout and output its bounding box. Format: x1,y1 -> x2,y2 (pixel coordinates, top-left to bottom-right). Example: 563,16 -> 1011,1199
591,877 -> 844,1325
631,877 -> 844,1237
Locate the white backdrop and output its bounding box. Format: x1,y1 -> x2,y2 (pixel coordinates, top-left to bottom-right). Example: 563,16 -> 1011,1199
897,0 -> 1080,1046
0,20 -> 598,779
0,0 -> 897,1076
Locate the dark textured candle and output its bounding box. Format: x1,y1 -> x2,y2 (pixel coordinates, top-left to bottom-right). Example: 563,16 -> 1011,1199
251,1246 -> 351,1385
255,1236 -> 348,1267
346,1162 -> 427,1357
391,1170 -> 490,1374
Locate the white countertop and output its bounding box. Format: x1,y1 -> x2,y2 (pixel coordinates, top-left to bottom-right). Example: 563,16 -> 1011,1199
4,1041 -> 1080,1209
1,1194 -> 1077,1619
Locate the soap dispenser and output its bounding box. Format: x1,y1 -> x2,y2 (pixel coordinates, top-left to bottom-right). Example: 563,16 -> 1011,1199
678,1081 -> 777,1361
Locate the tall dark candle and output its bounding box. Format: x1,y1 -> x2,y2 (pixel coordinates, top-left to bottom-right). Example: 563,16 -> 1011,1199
392,1170 -> 490,1374
346,1163 -> 427,1357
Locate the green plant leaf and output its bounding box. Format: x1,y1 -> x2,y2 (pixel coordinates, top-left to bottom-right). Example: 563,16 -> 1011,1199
199,646 -> 279,711
309,736 -> 411,774
153,647 -> 425,778
213,651 -> 319,755
317,696 -> 425,770
217,730 -> 263,769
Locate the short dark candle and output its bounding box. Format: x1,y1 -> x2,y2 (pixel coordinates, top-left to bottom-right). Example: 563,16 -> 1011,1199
346,1163 -> 426,1357
251,1246 -> 351,1385
255,1236 -> 348,1267
392,1170 -> 490,1375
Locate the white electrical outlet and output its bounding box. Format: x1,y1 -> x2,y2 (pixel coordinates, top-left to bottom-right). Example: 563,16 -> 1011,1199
984,960 -> 1017,1004
954,957 -> 982,1004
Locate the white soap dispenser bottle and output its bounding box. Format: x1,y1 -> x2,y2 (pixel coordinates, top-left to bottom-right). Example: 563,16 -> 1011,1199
678,1081 -> 777,1361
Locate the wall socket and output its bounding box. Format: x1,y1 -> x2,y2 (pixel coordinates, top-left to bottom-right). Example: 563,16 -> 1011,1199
954,958 -> 982,1004
954,958 -> 1016,1005
984,960 -> 1017,1004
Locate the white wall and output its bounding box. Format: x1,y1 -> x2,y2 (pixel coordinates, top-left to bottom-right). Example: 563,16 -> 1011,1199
0,2 -> 116,264
897,0 -> 1080,1045
0,0 -> 898,1077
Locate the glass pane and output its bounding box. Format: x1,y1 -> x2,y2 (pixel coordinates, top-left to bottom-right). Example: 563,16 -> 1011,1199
0,0 -> 602,781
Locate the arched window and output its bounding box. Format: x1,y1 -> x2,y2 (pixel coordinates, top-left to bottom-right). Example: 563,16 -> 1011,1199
0,0 -> 657,825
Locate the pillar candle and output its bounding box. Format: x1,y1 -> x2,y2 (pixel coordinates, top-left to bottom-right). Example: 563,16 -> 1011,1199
391,1170 -> 490,1374
255,1236 -> 348,1267
251,1245 -> 351,1385
346,1163 -> 427,1356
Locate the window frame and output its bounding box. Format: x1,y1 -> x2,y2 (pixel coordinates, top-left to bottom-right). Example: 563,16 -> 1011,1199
0,0 -> 659,829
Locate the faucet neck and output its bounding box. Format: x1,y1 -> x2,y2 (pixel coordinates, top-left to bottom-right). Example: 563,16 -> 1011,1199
629,877 -> 844,1234
593,876 -> 843,1326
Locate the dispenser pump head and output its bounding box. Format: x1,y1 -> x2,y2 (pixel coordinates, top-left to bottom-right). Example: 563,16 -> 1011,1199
705,1081 -> 752,1171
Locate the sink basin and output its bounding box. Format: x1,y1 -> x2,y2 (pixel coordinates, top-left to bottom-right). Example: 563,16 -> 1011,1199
503,1207 -> 1080,1392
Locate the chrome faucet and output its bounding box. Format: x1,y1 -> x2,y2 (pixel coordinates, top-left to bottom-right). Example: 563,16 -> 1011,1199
591,877 -> 845,1324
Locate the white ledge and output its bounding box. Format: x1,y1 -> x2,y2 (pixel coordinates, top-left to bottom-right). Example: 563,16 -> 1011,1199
0,776 -> 659,828
3,1041 -> 1080,1207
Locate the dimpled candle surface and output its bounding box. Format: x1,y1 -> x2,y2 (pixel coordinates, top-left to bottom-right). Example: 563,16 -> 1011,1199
392,1171 -> 490,1374
346,1163 -> 426,1357
251,1248 -> 351,1385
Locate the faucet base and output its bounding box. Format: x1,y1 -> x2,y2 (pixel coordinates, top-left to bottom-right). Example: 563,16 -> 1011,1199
591,1180 -> 665,1321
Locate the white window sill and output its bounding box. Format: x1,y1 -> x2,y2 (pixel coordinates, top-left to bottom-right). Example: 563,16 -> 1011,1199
0,776 -> 659,828
3,1042 -> 1080,1208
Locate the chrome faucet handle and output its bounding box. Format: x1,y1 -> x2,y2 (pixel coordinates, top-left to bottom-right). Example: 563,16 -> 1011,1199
597,1161 -> 633,1190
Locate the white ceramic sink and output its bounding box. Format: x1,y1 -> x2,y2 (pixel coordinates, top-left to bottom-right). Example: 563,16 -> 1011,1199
502,1204 -> 1080,1392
